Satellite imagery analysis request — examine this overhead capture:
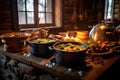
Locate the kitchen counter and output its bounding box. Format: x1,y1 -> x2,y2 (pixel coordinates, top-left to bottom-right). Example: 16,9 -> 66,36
0,45 -> 120,80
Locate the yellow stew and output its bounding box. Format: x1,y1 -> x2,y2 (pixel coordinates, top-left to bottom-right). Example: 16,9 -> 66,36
34,38 -> 55,44
55,43 -> 85,52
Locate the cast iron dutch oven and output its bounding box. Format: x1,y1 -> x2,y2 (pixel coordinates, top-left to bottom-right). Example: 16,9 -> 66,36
53,42 -> 88,67
27,38 -> 56,58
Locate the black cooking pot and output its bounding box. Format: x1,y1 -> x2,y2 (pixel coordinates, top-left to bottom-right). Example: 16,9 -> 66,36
27,38 -> 56,58
53,42 -> 88,67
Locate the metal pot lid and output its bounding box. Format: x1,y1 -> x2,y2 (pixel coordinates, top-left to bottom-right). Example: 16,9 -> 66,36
89,22 -> 116,42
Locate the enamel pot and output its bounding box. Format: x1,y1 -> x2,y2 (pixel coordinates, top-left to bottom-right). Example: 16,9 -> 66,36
27,38 -> 56,58
53,42 -> 88,68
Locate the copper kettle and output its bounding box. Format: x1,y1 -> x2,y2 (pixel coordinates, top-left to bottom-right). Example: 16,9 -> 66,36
89,22 -> 116,42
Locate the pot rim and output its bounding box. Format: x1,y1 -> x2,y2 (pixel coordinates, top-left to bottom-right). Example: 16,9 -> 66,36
53,41 -> 88,53
27,37 -> 56,45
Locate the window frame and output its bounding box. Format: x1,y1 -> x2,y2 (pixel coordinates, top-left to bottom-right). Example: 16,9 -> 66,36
16,0 -> 55,29
104,0 -> 114,19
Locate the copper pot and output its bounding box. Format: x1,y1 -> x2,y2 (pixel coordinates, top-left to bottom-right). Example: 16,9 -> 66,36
0,32 -> 31,53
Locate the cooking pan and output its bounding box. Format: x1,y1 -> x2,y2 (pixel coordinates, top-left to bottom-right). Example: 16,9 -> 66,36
27,38 -> 56,58
53,42 -> 88,67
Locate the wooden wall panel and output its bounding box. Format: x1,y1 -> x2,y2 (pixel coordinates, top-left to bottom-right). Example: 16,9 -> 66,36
0,0 -> 119,34
62,0 -> 106,31
0,0 -> 13,33
113,0 -> 120,22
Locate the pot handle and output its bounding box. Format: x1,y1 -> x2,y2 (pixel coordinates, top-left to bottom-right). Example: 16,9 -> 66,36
49,46 -> 57,53
49,46 -> 60,54
24,41 -> 29,46
48,46 -> 54,51
0,37 -> 6,44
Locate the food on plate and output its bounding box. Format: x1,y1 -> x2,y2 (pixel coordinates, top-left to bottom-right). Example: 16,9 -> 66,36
86,41 -> 110,54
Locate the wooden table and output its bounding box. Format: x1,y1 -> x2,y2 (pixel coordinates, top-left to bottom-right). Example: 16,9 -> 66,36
0,45 -> 120,80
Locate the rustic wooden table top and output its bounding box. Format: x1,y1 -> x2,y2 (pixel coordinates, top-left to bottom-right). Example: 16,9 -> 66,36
0,45 -> 120,80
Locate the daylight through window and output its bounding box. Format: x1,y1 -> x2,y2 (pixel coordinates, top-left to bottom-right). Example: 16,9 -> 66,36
17,0 -> 53,28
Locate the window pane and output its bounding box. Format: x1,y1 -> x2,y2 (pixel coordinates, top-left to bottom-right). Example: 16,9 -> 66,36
39,13 -> 45,23
46,0 -> 52,12
46,13 -> 52,23
38,0 -> 45,12
18,12 -> 26,24
27,12 -> 34,24
26,0 -> 34,11
17,0 -> 53,26
17,0 -> 25,11
107,0 -> 113,18
104,0 -> 114,19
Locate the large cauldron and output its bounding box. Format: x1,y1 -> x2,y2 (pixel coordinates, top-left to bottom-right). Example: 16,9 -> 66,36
53,42 -> 88,67
27,38 -> 56,58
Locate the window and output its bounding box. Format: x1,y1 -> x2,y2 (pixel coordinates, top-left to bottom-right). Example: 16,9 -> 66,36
104,0 -> 114,19
17,0 -> 54,29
